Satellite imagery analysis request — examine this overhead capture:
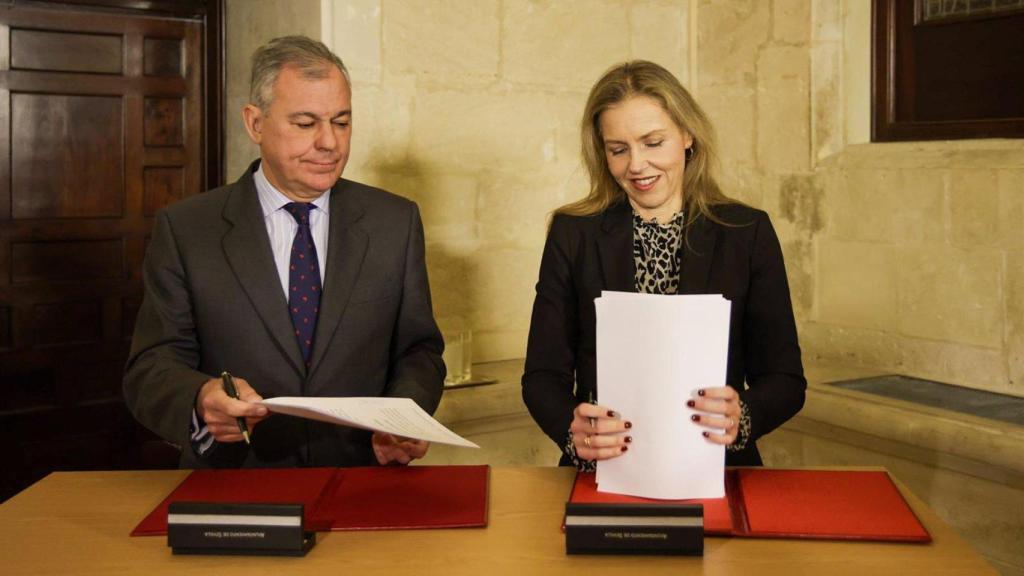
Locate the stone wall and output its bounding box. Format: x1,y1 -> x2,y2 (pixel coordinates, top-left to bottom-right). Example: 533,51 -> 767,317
697,0 -> 1024,398
323,0 -> 693,361
224,0 -> 321,181
223,0 -> 1023,397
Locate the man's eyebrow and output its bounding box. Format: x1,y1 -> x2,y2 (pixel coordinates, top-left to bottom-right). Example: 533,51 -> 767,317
286,110 -> 352,121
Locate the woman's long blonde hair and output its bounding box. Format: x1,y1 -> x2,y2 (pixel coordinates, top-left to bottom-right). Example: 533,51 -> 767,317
558,60 -> 733,223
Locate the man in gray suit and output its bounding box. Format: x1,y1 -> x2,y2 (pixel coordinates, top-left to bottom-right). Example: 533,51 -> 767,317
124,36 -> 444,468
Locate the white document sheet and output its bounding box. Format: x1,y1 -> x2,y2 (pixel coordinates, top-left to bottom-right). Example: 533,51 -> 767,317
594,291 -> 730,499
260,397 -> 479,448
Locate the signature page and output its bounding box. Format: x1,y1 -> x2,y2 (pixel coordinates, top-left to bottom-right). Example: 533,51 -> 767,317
261,397 -> 479,448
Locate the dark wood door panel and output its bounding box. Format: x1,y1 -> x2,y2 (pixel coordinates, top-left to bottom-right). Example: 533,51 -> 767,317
12,93 -> 125,219
10,28 -> 124,74
0,1 -> 219,502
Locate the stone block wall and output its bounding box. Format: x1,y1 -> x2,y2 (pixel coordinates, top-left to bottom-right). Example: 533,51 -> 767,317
224,0 -> 1023,398
698,0 -> 1024,398
323,0 -> 693,361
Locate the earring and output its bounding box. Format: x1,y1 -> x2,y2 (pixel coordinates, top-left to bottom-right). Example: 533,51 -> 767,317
685,146 -> 693,161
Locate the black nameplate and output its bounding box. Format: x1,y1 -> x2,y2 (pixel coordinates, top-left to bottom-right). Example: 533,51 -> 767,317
167,502 -> 315,557
565,502 -> 704,556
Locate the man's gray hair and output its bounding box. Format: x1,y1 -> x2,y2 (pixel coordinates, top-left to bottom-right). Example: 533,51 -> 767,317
249,35 -> 349,110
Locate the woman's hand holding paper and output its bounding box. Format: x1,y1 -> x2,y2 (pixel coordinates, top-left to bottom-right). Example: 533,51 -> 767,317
570,402 -> 632,461
687,386 -> 742,446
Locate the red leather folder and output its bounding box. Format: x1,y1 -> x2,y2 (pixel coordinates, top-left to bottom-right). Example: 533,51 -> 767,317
568,468 -> 931,543
131,465 -> 489,536
313,465 -> 490,531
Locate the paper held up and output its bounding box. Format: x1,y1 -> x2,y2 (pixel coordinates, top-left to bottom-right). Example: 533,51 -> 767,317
260,397 -> 480,449
595,291 -> 731,500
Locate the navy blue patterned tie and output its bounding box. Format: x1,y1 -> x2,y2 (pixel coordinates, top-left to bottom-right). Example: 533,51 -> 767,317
284,202 -> 322,366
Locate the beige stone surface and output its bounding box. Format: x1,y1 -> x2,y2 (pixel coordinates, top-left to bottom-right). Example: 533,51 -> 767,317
898,335 -> 1010,395
697,0 -> 770,87
811,0 -> 842,43
781,238 -> 814,319
476,168 -> 565,251
770,173 -> 825,237
344,74 -> 416,177
841,0 -> 872,146
1009,252 -> 1024,389
629,0 -> 689,80
223,0 -> 322,182
383,0 -> 500,85
834,140 -> 1024,170
325,0 -> 382,84
810,39 -> 842,162
718,163 -> 763,207
800,321 -> 904,368
950,170 -> 1000,248
999,171 -> 1024,250
896,246 -> 1003,349
825,168 -> 945,244
800,322 -> 1012,395
756,45 -> 810,173
502,0 -> 631,90
467,247 -> 538,335
816,240 -> 899,331
700,83 -> 757,168
409,88 -> 563,169
772,0 -> 810,44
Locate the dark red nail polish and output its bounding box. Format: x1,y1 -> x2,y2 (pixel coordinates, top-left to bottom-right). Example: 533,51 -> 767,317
621,446 -> 628,452
607,410 -> 617,417
698,389 -> 706,396
624,421 -> 633,429
691,414 -> 700,422
686,400 -> 696,408
702,431 -> 710,438
625,436 -> 633,443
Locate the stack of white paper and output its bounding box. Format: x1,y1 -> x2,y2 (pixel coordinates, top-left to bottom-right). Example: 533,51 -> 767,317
594,291 -> 730,499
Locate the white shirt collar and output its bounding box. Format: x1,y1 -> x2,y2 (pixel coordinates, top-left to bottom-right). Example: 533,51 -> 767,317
253,163 -> 331,218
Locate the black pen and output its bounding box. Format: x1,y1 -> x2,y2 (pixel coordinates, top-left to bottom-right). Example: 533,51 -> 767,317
221,371 -> 251,444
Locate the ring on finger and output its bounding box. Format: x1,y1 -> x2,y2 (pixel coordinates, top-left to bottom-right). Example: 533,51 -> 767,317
588,416 -> 597,429
583,435 -> 592,449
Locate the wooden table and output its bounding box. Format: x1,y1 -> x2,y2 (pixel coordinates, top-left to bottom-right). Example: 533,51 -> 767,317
0,467 -> 997,575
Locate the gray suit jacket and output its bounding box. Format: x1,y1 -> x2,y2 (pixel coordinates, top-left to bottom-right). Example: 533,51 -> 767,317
124,161 -> 445,468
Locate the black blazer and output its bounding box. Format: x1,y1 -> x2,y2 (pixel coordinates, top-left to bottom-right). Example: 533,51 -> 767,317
124,161 -> 445,468
521,200 -> 805,466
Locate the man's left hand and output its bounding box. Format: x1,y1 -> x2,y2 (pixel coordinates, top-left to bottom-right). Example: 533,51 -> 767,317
371,432 -> 429,465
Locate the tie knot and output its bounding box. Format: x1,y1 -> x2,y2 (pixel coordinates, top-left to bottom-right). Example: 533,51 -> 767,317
284,202 -> 314,226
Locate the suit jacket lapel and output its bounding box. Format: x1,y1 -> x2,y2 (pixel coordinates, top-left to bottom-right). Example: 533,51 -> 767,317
221,168 -> 306,376
308,179 -> 367,375
597,201 -> 634,292
678,212 -> 717,294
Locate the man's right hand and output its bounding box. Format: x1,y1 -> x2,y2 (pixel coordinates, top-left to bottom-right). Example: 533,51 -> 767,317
196,376 -> 269,443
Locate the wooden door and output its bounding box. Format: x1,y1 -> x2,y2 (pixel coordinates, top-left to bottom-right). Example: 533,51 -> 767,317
0,1 -> 221,501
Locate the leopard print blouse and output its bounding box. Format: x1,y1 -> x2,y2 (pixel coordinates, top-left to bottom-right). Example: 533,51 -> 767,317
564,210 -> 750,470
633,210 -> 684,295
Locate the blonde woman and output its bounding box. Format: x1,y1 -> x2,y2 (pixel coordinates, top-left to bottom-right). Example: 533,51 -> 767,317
522,61 -> 805,470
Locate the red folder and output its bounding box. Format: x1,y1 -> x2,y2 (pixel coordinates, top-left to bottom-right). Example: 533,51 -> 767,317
131,465 -> 489,536
568,468 -> 931,543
